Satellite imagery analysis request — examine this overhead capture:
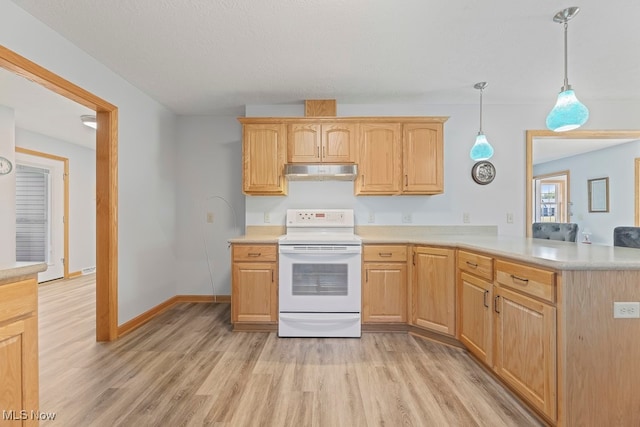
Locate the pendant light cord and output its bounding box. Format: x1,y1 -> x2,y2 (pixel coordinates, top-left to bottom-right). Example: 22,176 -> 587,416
563,21 -> 570,91
478,87 -> 484,134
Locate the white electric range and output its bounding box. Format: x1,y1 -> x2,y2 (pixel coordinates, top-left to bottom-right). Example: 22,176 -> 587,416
278,209 -> 362,337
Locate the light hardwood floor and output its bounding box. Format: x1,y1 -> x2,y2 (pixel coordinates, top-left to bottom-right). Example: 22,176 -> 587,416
38,275 -> 542,426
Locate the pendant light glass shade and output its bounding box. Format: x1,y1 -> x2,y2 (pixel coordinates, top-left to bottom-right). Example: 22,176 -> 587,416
546,7 -> 589,132
470,82 -> 494,161
546,89 -> 589,132
470,133 -> 494,161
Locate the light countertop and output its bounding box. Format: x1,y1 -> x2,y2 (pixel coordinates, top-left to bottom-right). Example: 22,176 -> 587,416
0,262 -> 47,283
229,226 -> 640,271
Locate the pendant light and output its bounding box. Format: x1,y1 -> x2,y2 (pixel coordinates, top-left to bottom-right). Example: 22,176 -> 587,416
546,6 -> 589,132
470,82 -> 494,161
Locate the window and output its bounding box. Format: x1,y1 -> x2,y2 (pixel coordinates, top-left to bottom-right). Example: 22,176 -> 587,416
534,172 -> 569,223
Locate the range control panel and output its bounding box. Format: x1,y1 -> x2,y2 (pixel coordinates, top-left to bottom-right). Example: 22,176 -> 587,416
286,209 -> 354,227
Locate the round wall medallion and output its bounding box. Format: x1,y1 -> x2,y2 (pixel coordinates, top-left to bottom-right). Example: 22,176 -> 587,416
471,161 -> 496,185
0,156 -> 13,175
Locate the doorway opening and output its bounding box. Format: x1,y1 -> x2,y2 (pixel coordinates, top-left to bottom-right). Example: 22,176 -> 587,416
15,148 -> 69,283
0,45 -> 118,341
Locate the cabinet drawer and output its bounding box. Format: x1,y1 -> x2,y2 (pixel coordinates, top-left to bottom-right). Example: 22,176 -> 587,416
0,279 -> 37,324
363,245 -> 407,262
458,250 -> 493,280
495,259 -> 556,303
232,245 -> 277,262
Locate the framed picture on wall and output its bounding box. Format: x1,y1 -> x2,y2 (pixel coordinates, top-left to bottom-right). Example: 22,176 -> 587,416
588,177 -> 609,213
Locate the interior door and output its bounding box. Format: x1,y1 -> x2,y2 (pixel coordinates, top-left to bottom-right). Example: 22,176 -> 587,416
15,152 -> 64,282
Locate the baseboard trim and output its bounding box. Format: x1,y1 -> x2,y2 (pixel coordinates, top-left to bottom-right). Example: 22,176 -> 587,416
117,294 -> 230,338
68,271 -> 82,278
362,323 -> 409,333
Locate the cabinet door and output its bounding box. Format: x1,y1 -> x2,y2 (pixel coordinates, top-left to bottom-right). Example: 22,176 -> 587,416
458,272 -> 493,365
363,262 -> 407,323
355,123 -> 402,194
494,286 -> 557,421
0,317 -> 38,427
288,123 -> 321,163
412,246 -> 456,335
402,123 -> 443,194
321,123 -> 356,163
232,262 -> 277,323
242,124 -> 287,194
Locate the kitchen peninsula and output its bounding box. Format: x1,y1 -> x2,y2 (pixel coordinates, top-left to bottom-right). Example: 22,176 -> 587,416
230,226 -> 640,426
0,262 -> 47,425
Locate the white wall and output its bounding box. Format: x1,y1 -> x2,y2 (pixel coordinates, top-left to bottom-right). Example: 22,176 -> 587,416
244,101 -> 640,238
1,2 -> 178,324
0,106 -> 16,264
174,116 -> 244,295
15,128 -> 96,272
534,140 -> 640,245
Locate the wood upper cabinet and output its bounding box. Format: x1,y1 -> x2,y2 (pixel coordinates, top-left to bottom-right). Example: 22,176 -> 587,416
362,245 -> 408,323
411,246 -> 456,336
355,122 -> 402,194
242,123 -> 287,195
0,278 -> 39,426
356,120 -> 445,195
402,123 -> 444,194
231,244 -> 278,325
288,123 -> 356,163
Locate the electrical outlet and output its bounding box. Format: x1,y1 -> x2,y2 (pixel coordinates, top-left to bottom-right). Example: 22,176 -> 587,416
402,213 -> 412,223
368,212 -> 375,223
506,213 -> 514,224
263,212 -> 270,223
463,212 -> 470,223
206,212 -> 214,223
614,302 -> 640,318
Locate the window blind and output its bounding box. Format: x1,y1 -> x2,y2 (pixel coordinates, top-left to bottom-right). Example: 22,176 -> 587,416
15,164 -> 49,262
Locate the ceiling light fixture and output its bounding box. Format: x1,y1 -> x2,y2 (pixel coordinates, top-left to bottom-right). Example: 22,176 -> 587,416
546,6 -> 589,132
81,114 -> 97,129
470,82 -> 494,161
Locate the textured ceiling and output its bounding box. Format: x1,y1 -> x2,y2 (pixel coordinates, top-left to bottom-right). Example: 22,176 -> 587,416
7,0 -> 640,116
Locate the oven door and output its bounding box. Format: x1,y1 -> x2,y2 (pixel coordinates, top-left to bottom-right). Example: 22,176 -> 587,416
278,244 -> 361,313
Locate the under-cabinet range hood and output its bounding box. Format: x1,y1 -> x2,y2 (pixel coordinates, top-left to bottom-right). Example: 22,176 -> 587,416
284,164 -> 358,181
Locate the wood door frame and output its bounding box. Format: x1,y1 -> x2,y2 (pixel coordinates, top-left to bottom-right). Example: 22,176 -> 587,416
0,45 -> 118,341
15,147 -> 70,279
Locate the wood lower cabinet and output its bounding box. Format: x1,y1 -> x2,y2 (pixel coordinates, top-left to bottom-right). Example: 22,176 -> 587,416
0,277 -> 39,427
411,246 -> 455,335
362,245 -> 408,323
231,244 -> 278,327
241,123 -> 287,195
459,272 -> 493,365
457,250 -> 558,424
494,286 -> 557,421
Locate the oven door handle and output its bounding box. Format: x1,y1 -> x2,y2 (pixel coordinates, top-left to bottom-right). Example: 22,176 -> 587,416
279,313 -> 360,323
279,247 -> 362,255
